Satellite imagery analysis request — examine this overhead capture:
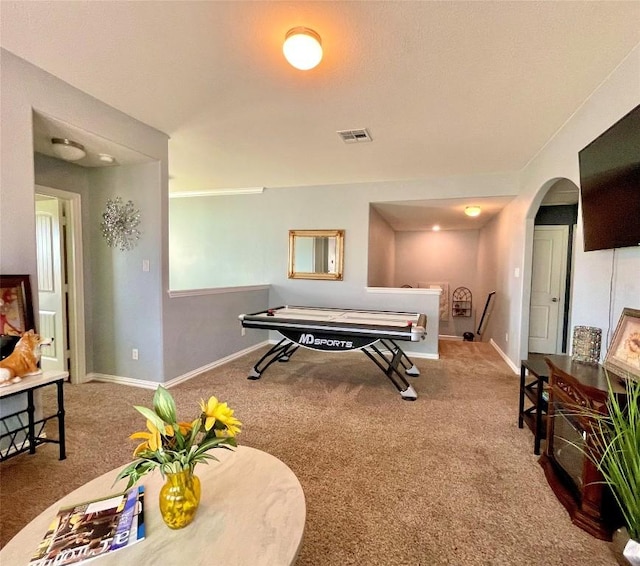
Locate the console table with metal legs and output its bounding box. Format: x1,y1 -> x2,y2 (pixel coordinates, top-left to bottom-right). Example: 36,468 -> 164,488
0,370 -> 68,461
518,357 -> 551,455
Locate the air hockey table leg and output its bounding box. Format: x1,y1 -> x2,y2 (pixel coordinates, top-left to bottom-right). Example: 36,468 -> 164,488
400,385 -> 417,401
248,368 -> 261,380
246,339 -> 300,380
380,339 -> 421,377
405,364 -> 420,377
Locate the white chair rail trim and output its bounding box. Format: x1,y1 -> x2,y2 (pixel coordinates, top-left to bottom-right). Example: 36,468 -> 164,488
168,285 -> 269,298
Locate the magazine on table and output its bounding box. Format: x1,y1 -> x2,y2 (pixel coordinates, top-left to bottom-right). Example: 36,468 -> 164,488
28,485 -> 145,566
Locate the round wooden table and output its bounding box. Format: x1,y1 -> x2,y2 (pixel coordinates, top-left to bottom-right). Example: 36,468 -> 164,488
1,446 -> 306,565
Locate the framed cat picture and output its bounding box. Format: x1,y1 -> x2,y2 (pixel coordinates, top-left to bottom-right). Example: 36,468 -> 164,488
0,274 -> 35,336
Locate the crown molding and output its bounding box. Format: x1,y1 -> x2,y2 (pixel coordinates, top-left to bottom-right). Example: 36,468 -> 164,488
169,187 -> 264,198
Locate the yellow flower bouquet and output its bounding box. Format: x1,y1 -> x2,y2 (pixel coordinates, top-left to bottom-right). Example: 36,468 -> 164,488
115,386 -> 242,490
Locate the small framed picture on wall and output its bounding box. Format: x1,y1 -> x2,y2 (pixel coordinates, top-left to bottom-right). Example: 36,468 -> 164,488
0,274 -> 35,336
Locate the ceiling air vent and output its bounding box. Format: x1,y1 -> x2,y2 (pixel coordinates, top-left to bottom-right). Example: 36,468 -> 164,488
337,128 -> 373,144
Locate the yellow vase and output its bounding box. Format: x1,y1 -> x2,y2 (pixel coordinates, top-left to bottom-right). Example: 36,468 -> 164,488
159,468 -> 201,529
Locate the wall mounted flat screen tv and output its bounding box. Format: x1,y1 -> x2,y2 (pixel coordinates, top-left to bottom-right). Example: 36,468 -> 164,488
578,104 -> 640,252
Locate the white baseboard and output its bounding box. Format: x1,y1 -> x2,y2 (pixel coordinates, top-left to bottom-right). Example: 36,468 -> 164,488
407,351 -> 439,360
439,335 -> 463,341
164,342 -> 268,388
87,372 -> 160,390
489,339 -> 519,374
87,339 -> 441,389
87,341 -> 269,390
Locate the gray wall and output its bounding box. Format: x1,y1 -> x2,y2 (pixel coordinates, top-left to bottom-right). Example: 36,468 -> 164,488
1,49 -> 169,385
163,287 -> 269,379
89,163 -> 164,380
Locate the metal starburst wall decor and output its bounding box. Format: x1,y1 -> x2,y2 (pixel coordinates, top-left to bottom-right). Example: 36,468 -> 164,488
101,197 -> 142,251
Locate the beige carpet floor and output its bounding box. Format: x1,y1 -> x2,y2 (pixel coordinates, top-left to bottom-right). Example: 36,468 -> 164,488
0,341 -> 617,565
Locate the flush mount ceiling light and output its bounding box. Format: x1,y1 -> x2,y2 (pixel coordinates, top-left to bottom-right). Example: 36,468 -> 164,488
464,206 -> 482,217
283,27 -> 323,70
98,153 -> 115,164
51,138 -> 86,161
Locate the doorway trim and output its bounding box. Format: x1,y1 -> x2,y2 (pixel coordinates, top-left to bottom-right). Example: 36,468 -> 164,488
35,185 -> 86,384
520,177 -> 579,361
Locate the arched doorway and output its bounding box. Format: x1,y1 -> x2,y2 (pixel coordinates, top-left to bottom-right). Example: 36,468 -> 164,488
524,178 -> 579,356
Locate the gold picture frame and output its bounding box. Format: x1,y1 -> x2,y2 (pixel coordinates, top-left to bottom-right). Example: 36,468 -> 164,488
288,229 -> 345,281
604,307 -> 640,382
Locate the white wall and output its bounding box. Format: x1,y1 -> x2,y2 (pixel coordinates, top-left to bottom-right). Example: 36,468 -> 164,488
498,44 -> 640,365
5,41 -> 638,381
367,207 -> 395,288
169,193 -> 271,289
169,173 -> 519,357
476,215 -> 501,340
394,230 -> 479,336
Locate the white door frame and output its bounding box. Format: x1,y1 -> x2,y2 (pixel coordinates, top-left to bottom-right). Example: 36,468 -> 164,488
35,185 -> 86,384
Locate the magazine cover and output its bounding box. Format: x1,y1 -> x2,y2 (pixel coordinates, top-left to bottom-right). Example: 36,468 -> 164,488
28,486 -> 145,566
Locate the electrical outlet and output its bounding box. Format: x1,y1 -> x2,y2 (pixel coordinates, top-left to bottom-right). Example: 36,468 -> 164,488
505,333 -> 509,343
132,348 -> 139,360
142,260 -> 150,272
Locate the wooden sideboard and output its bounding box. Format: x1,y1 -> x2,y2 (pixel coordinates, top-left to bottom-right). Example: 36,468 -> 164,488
538,355 -> 625,540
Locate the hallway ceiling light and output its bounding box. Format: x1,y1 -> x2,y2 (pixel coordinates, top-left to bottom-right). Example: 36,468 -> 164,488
432,225 -> 441,232
98,153 -> 115,164
51,138 -> 86,161
465,206 -> 482,217
283,27 -> 323,70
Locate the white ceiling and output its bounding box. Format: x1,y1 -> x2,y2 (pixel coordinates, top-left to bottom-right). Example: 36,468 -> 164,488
2,1 -> 639,197
32,111 -> 155,168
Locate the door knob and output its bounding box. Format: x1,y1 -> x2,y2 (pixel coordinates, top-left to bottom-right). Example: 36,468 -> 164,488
551,297 -> 559,302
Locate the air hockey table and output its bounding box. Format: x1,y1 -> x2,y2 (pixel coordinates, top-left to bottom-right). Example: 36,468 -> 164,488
238,306 -> 427,400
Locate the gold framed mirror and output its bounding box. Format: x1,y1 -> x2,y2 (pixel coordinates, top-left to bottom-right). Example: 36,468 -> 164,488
288,230 -> 345,280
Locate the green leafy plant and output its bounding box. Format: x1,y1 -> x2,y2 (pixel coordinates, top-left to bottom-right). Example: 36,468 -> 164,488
581,376 -> 640,541
115,386 -> 241,489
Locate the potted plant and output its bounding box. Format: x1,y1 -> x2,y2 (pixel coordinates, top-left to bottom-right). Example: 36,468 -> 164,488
581,376 -> 640,566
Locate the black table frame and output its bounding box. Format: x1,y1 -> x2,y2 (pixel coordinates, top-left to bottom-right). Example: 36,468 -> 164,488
518,358 -> 549,455
0,377 -> 66,461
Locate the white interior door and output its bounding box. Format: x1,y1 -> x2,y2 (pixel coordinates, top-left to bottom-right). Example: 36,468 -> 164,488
35,197 -> 67,372
528,226 -> 569,354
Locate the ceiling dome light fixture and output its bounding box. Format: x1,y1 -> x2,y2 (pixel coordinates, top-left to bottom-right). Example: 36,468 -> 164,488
465,206 -> 482,217
98,153 -> 115,164
283,27 -> 323,70
51,138 -> 86,161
